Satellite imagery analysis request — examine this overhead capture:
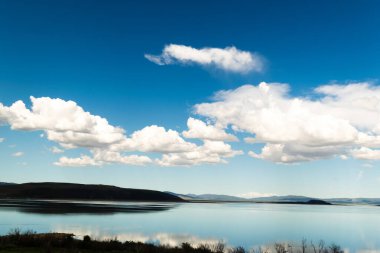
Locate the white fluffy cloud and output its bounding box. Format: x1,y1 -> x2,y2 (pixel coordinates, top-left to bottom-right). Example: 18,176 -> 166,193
145,44 -> 263,73
248,144 -> 346,163
0,97 -> 125,149
351,147 -> 380,160
55,151 -> 152,167
54,155 -> 102,167
156,140 -> 243,166
182,117 -> 237,142
4,81 -> 380,166
92,150 -> 152,165
195,82 -> 380,163
118,125 -> 196,153
0,97 -> 241,167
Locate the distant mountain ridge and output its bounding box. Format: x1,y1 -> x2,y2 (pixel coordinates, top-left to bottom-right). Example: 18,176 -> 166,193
168,193 -> 314,202
0,182 -> 184,202
168,192 -> 380,205
186,194 -> 246,201
326,198 -> 380,205
1,183 -> 379,205
252,195 -> 314,202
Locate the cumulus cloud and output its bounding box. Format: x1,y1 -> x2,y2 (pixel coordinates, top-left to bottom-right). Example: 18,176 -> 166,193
54,155 -> 102,167
92,150 -> 152,165
0,138 -> 4,143
248,144 -> 347,163
157,140 -> 243,166
54,152 -> 152,167
0,97 -> 240,167
4,81 -> 380,166
145,44 -> 263,73
0,97 -> 125,149
118,125 -> 196,153
182,117 -> 237,142
195,82 -> 380,163
351,147 -> 380,160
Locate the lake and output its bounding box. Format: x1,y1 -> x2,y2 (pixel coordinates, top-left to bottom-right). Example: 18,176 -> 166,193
0,201 -> 379,252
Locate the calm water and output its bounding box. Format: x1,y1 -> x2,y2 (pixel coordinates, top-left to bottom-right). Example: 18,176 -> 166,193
0,201 -> 379,252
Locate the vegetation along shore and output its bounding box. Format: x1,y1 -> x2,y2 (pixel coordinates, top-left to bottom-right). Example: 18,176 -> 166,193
0,229 -> 345,253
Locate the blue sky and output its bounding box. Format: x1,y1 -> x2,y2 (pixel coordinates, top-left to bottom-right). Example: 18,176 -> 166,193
1,0 -> 380,198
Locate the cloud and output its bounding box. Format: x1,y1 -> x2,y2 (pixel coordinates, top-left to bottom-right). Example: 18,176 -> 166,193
0,97 -> 240,167
351,147 -> 380,160
0,138 -> 4,143
145,44 -> 263,73
117,125 -> 196,153
54,155 -> 102,167
50,146 -> 64,154
92,150 -> 152,165
0,96 -> 125,149
182,117 -> 237,142
156,140 -> 242,166
54,152 -> 152,167
12,151 -> 24,157
5,82 -> 380,166
248,143 -> 347,163
195,82 -> 380,163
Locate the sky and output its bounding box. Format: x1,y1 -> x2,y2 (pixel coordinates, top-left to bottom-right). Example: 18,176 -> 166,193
1,0 -> 380,198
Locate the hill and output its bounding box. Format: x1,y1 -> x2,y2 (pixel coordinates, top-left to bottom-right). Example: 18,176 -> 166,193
0,182 -> 184,202
326,198 -> 380,205
0,182 -> 16,185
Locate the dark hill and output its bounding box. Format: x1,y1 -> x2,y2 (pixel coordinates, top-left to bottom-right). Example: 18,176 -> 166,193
0,182 -> 184,202
0,182 -> 16,185
263,199 -> 332,205
306,199 -> 331,205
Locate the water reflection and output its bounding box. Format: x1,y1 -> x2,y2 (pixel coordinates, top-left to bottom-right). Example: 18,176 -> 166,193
52,227 -> 221,248
0,199 -> 179,214
1,202 -> 380,252
19,227 -> 362,253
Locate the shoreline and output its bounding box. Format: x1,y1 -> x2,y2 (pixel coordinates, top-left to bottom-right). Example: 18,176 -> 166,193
0,230 -> 345,253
